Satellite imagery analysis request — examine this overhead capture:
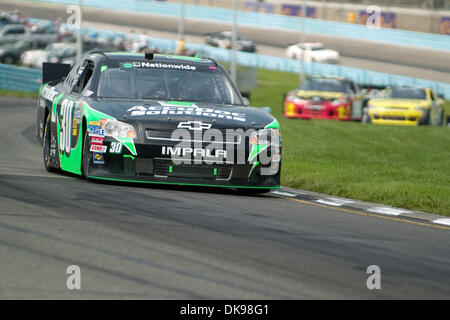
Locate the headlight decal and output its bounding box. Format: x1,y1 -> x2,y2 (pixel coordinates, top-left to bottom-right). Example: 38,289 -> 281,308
83,104 -> 137,156
247,120 -> 281,176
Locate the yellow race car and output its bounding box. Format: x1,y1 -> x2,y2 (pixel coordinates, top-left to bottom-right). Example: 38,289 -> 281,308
362,86 -> 445,126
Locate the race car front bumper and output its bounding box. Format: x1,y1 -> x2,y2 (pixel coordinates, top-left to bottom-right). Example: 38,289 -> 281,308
284,101 -> 351,120
369,109 -> 422,126
86,140 -> 281,189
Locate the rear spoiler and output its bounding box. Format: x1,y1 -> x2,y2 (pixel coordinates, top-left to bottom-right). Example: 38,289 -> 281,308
42,62 -> 71,84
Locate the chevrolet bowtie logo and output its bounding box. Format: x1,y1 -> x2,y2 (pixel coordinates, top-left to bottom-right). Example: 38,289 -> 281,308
177,121 -> 212,131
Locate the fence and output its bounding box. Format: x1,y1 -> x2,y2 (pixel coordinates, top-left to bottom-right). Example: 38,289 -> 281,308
0,63 -> 42,91
83,25 -> 450,98
2,18 -> 450,98
29,0 -> 450,50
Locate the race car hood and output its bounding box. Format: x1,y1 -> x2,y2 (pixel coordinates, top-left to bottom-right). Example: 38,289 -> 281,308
84,99 -> 278,130
293,90 -> 345,101
368,98 -> 430,109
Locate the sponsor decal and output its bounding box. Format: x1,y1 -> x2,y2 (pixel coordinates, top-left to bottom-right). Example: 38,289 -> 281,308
90,145 -> 107,153
162,146 -> 226,159
90,136 -> 104,145
127,106 -> 246,122
359,10 -> 396,28
88,120 -> 106,137
73,102 -> 82,120
59,99 -> 75,155
281,4 -> 316,18
72,118 -> 78,136
177,121 -> 212,131
41,86 -> 59,103
83,90 -> 94,97
441,17 -> 450,35
92,152 -> 104,164
244,1 -> 275,14
131,61 -> 196,70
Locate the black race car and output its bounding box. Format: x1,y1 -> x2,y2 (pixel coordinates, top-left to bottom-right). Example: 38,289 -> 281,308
36,52 -> 281,191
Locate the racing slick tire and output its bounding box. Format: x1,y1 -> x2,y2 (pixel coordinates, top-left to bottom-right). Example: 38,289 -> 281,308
439,109 -> 445,126
361,108 -> 372,123
82,129 -> 92,180
43,114 -> 60,173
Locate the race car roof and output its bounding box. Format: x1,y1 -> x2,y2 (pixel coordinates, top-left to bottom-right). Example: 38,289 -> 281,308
89,51 -> 217,67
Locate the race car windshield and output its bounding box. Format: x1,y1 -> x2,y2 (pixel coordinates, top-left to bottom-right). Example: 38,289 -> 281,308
299,79 -> 348,93
388,87 -> 426,100
97,63 -> 243,105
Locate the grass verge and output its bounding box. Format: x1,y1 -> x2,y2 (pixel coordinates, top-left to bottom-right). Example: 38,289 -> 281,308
0,89 -> 38,99
250,69 -> 450,216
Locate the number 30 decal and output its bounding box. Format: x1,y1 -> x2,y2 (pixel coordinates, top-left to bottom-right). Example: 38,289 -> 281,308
110,141 -> 123,154
60,99 -> 74,155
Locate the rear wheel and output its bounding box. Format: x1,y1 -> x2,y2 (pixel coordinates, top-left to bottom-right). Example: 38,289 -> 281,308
362,108 -> 372,123
43,114 -> 59,172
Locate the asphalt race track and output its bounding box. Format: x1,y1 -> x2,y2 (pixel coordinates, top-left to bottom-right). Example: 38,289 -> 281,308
0,97 -> 449,299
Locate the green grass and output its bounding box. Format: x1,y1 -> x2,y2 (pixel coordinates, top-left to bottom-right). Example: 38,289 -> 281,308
0,89 -> 38,99
1,71 -> 449,215
250,69 -> 450,215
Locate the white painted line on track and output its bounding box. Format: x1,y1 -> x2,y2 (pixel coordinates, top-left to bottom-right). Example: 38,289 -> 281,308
367,207 -> 411,216
316,198 -> 355,206
433,219 -> 450,226
271,191 -> 298,197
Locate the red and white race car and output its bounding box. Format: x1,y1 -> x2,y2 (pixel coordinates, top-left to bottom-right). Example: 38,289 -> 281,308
283,76 -> 365,120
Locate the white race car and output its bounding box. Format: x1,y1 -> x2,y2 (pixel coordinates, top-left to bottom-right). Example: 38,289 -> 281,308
286,42 -> 340,64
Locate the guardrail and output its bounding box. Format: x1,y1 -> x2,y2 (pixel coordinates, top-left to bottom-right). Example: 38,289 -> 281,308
29,0 -> 450,51
2,22 -> 450,98
82,25 -> 450,98
0,63 -> 42,91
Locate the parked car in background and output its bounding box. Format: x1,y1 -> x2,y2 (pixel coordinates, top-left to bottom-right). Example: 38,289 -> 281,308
0,24 -> 28,44
59,42 -> 118,67
20,41 -> 73,67
283,76 -> 364,120
0,11 -> 27,28
205,31 -> 256,52
0,23 -> 58,46
0,38 -> 51,64
286,42 -> 340,64
362,86 -> 445,126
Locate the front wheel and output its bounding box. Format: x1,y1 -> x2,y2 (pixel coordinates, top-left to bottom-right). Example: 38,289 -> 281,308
81,129 -> 91,179
43,114 -> 59,172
